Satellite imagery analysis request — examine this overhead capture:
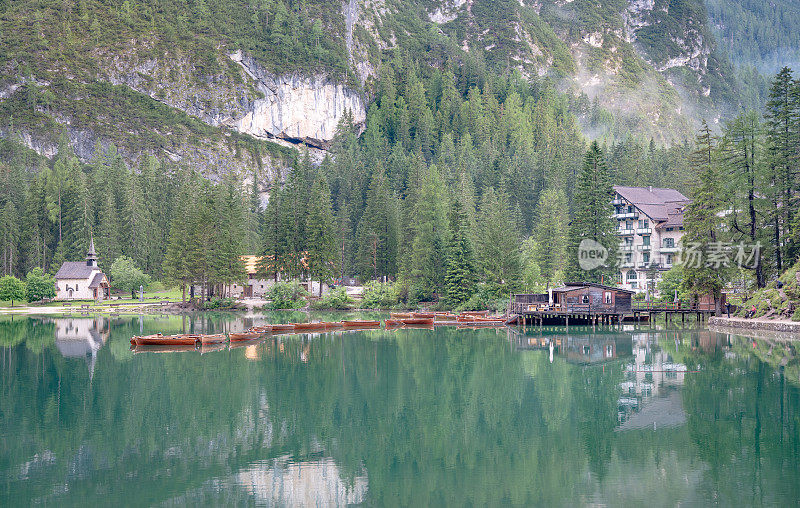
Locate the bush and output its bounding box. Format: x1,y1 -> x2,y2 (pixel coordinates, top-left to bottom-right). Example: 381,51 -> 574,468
455,284 -> 508,313
265,281 -> 308,310
361,281 -> 402,309
309,287 -> 355,310
792,307 -> 800,322
201,297 -> 239,310
25,268 -> 56,302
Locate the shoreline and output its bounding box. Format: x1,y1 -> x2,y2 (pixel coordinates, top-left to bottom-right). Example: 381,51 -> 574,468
709,316 -> 800,335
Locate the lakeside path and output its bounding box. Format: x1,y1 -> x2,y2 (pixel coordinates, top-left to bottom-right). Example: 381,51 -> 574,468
710,316 -> 800,334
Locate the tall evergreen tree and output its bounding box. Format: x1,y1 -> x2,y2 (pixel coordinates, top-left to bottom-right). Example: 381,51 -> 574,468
532,186 -> 568,285
682,121 -> 729,313
564,141 -> 617,283
475,188 -> 522,293
444,198 -> 476,305
305,174 -> 337,296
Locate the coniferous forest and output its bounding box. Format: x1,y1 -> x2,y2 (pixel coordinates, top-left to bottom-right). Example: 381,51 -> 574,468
1,56 -> 800,308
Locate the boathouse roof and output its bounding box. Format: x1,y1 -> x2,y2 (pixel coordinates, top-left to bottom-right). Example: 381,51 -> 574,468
553,282 -> 635,294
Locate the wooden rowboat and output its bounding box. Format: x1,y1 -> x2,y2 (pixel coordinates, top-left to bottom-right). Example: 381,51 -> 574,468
271,323 -> 295,332
434,313 -> 458,321
399,317 -> 434,326
250,325 -> 272,333
198,333 -> 226,344
230,331 -> 262,341
341,320 -> 381,328
461,310 -> 490,316
132,344 -> 197,353
293,322 -> 329,331
384,319 -> 405,327
390,312 -> 413,319
133,334 -> 198,346
325,322 -> 344,329
411,312 -> 435,319
402,324 -> 435,330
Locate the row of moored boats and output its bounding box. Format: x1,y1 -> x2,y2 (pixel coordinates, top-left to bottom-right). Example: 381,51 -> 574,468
130,311 -> 508,348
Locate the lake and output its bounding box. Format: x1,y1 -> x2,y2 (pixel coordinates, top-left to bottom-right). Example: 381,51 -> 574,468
1,313 -> 799,506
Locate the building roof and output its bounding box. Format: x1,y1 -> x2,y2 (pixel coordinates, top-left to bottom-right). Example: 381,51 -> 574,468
613,185 -> 690,225
553,282 -> 635,294
55,262 -> 97,280
88,272 -> 107,288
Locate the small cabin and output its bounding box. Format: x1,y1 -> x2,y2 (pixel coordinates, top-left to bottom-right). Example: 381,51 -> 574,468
512,282 -> 634,314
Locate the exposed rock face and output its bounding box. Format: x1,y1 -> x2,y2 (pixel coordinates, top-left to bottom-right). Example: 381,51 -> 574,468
230,52 -> 366,148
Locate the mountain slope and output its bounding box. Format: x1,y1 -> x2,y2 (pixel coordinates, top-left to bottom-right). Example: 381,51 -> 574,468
0,0 -> 772,173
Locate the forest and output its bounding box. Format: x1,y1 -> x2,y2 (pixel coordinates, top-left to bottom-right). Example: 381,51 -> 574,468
0,58 -> 798,308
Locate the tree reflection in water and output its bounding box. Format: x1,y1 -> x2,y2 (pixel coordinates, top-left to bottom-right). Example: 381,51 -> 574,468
1,316 -> 799,505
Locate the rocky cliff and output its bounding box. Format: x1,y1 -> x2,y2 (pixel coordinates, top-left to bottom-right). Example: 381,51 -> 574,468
0,0 -> 753,174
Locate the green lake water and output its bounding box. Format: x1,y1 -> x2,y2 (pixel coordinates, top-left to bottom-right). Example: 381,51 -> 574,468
1,313 -> 800,506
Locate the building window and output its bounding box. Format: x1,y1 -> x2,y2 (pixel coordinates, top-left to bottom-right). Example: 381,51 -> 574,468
628,205 -> 634,213
643,253 -> 650,264
666,254 -> 673,265
679,226 -> 684,230
663,238 -> 674,248
642,235 -> 650,246
625,220 -> 632,230
666,227 -> 674,232
625,253 -> 632,264
631,281 -> 638,289
638,219 -> 649,229
76,285 -> 78,291
605,292 -> 612,304
627,271 -> 637,281
582,295 -> 589,304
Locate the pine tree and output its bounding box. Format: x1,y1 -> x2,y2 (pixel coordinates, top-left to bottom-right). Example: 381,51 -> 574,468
409,164 -> 448,300
764,67 -> 800,269
259,186 -> 287,282
475,188 -> 522,293
210,176 -> 247,296
356,166 -> 399,281
564,141 -> 618,284
682,121 -> 729,313
305,174 -> 337,296
163,175 -> 198,303
532,186 -> 568,285
444,198 -> 476,305
720,111 -> 767,287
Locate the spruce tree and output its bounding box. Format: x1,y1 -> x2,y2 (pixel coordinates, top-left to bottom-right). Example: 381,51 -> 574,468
475,188 -> 522,294
444,199 -> 476,306
305,174 -> 337,296
682,121 -> 730,313
532,186 -> 568,285
564,141 -> 618,284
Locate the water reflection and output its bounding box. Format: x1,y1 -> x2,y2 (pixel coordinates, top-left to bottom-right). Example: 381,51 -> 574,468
2,315 -> 800,505
54,317 -> 109,378
236,456 -> 368,506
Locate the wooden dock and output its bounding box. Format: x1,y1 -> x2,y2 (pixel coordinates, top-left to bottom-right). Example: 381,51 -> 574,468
508,301 -> 717,326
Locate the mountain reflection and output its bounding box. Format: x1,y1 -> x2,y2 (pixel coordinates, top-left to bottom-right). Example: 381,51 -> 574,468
236,456 -> 368,506
2,316 -> 800,505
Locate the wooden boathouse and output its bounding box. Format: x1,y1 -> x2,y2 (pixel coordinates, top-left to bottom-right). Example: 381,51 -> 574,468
509,282 -> 719,325
510,282 -> 634,325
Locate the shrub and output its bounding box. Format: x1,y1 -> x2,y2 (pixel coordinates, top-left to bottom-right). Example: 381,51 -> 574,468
309,287 -> 355,310
25,268 -> 56,302
455,284 -> 508,313
793,307 -> 800,322
361,282 -> 401,309
265,281 -> 308,310
201,297 -> 239,310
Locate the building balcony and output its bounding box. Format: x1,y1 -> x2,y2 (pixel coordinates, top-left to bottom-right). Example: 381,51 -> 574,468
612,198 -> 626,205
636,228 -> 652,235
620,244 -> 634,252
614,212 -> 639,219
660,246 -> 679,253
638,244 -> 651,251
620,261 -> 635,268
617,229 -> 635,236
